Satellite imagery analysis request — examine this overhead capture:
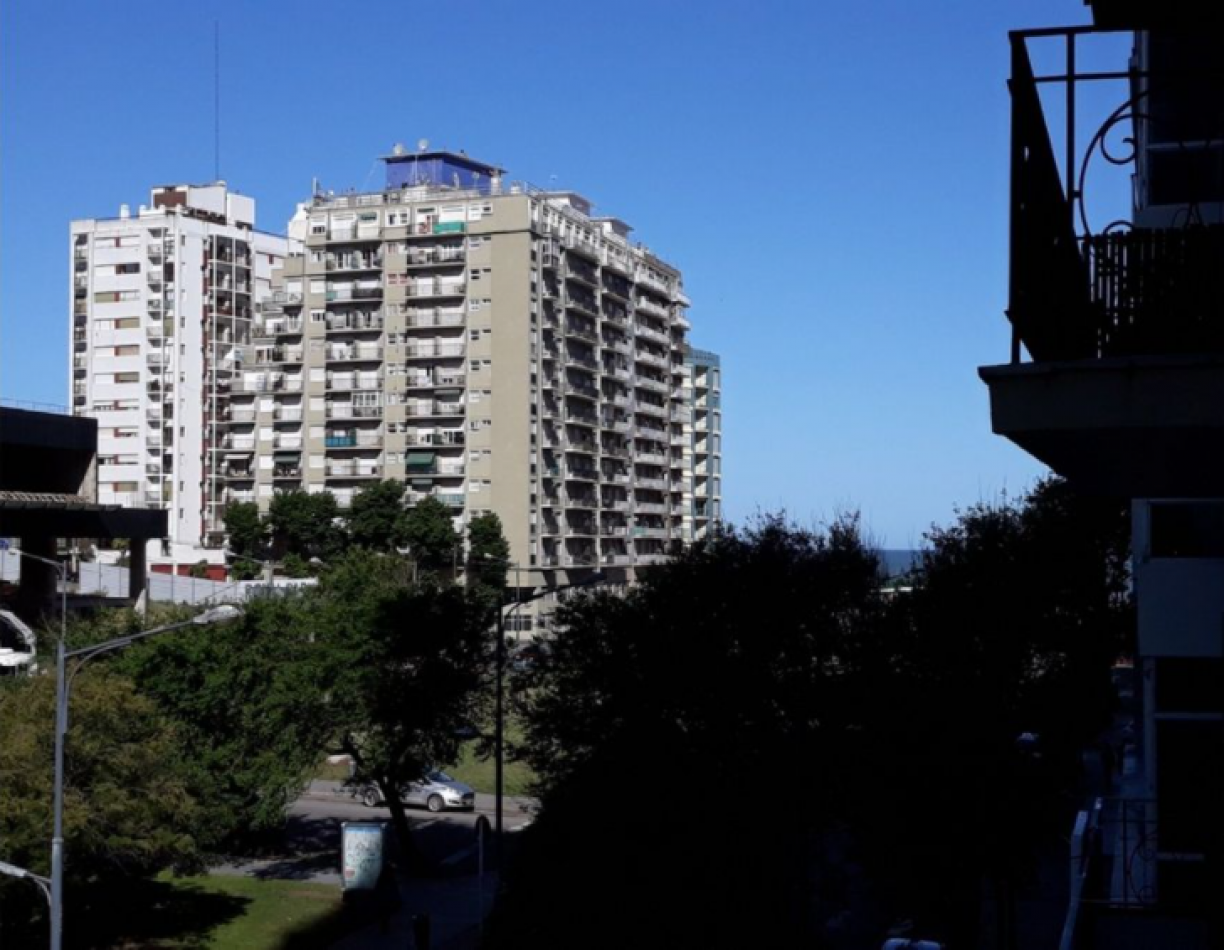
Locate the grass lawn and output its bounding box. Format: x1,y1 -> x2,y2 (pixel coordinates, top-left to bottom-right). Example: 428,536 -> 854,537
106,874 -> 353,949
446,723 -> 536,797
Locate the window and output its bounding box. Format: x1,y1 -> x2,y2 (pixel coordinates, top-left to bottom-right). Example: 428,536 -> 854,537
311,309 -> 325,323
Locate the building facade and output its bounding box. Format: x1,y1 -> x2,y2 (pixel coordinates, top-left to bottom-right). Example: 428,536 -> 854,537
229,148 -> 706,597
70,184 -> 290,565
981,5 -> 1224,943
683,347 -> 722,542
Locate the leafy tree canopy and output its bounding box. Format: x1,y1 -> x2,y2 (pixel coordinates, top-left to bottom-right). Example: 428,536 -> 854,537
223,501 -> 265,559
314,550 -> 489,857
268,489 -> 345,562
115,598 -> 333,847
400,496 -> 460,576
0,669 -> 202,942
490,485 -> 1131,949
346,479 -> 408,552
466,511 -> 511,593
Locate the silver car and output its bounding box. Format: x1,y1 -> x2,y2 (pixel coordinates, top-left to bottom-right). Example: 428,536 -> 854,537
359,770 -> 475,813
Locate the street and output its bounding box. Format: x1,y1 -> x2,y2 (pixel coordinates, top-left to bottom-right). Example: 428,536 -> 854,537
211,780 -> 533,886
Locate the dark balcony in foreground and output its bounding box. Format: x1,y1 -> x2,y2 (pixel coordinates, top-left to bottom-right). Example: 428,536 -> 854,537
982,27 -> 1224,496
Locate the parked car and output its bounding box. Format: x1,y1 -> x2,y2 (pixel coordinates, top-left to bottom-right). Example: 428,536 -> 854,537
357,770 -> 475,813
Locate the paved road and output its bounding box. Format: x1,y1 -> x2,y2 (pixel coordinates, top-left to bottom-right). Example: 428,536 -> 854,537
211,781 -> 534,885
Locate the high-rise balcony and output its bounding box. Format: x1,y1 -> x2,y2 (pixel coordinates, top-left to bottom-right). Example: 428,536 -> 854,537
327,312 -> 383,333
635,296 -> 669,320
636,271 -> 670,296
327,461 -> 382,478
405,401 -> 465,418
981,27 -> 1224,497
326,344 -> 383,362
326,254 -> 383,272
563,292 -> 600,320
563,235 -> 601,263
403,308 -> 463,329
405,342 -> 465,360
404,281 -> 466,299
326,431 -> 383,449
562,376 -> 600,400
326,404 -> 383,420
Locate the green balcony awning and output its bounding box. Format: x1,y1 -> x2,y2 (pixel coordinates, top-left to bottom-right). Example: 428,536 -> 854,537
411,478 -> 433,489
406,451 -> 436,471
273,450 -> 300,460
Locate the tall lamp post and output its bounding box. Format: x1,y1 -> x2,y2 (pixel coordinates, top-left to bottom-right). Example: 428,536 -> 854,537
47,603 -> 241,950
0,858 -> 52,912
492,568 -> 604,865
4,546 -> 67,677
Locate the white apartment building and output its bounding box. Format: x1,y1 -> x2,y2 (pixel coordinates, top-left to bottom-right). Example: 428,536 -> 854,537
229,148 -> 709,601
70,183 -> 290,567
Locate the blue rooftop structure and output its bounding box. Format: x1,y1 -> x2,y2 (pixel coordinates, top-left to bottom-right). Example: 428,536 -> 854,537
381,149 -> 504,191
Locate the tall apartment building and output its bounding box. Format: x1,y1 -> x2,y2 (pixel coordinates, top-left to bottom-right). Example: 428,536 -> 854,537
683,347 -> 722,542
229,148 -> 708,591
70,184 -> 290,565
982,4 -> 1224,942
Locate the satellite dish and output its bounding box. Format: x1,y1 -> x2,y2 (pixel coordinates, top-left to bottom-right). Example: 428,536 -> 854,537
392,142 -> 405,156
417,138 -> 429,152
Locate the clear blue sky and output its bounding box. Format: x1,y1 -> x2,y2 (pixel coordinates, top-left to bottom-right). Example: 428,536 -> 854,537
1,0 -> 1101,547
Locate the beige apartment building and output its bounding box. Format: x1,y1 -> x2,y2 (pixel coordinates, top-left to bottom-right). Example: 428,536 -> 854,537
223,148 -> 716,599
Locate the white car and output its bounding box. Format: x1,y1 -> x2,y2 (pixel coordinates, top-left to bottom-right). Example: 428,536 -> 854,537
358,770 -> 476,813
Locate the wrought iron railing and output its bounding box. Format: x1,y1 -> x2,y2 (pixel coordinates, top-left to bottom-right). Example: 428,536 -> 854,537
1008,28 -> 1224,362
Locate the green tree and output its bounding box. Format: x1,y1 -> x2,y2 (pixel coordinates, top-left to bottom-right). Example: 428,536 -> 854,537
862,477 -> 1131,942
268,489 -> 344,562
115,597 -> 333,847
0,669 -> 202,943
491,515 -> 886,950
224,501 -> 267,580
346,479 -> 409,552
466,511 -> 510,593
316,551 -> 489,860
490,489 -> 1131,949
224,501 -> 265,558
400,496 -> 460,577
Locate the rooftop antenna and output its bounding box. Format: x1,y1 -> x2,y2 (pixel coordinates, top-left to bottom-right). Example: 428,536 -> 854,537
213,21 -> 221,181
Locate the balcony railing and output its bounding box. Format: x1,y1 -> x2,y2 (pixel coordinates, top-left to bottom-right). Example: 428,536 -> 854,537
1008,28 -> 1224,362
326,405 -> 383,419
405,282 -> 466,298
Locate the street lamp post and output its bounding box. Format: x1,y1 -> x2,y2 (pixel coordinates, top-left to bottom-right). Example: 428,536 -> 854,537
0,858 -> 52,910
492,568 -> 604,866
47,603 -> 241,950
5,547 -> 67,948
